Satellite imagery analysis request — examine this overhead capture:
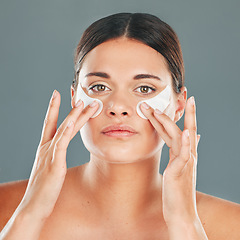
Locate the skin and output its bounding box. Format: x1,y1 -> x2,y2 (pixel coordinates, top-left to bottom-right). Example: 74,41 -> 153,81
73,38 -> 196,224
0,38 -> 240,240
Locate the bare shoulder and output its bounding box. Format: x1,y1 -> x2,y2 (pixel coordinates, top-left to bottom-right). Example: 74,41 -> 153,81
0,180 -> 28,231
196,191 -> 240,239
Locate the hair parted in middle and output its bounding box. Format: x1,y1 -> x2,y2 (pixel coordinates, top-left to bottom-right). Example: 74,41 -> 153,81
73,13 -> 184,94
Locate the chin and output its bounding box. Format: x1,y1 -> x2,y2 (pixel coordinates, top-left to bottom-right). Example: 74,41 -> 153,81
100,148 -> 143,164
87,141 -> 165,165
89,144 -> 140,163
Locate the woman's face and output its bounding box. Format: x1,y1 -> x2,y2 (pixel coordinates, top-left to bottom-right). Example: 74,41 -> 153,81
74,38 -> 180,163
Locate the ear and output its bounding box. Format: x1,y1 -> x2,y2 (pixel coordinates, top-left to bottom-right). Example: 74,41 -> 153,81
70,85 -> 75,108
174,86 -> 187,123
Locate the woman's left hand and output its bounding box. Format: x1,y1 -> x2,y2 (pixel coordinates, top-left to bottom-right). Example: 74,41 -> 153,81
140,96 -> 208,239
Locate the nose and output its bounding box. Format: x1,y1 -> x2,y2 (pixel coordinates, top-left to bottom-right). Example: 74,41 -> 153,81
105,94 -> 134,118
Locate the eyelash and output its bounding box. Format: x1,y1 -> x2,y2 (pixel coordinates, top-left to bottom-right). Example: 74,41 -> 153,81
135,85 -> 156,95
89,84 -> 156,95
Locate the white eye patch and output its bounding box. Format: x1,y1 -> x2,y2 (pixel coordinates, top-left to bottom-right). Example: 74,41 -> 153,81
136,85 -> 171,119
75,82 -> 171,119
75,83 -> 103,118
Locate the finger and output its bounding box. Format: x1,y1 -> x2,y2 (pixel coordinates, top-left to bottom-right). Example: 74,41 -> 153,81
195,134 -> 201,166
52,120 -> 74,172
140,103 -> 182,156
140,103 -> 171,147
49,100 -> 84,149
170,129 -> 191,175
154,109 -> 183,156
184,96 -> 197,157
40,90 -> 61,146
70,101 -> 100,140
52,100 -> 99,146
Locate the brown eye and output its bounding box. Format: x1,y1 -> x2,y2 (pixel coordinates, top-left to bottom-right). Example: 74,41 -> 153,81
96,85 -> 105,91
89,84 -> 110,93
136,85 -> 156,94
140,86 -> 149,93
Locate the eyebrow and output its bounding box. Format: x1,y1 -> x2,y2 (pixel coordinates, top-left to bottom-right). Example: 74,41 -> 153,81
133,74 -> 162,81
85,72 -> 110,78
85,72 -> 162,81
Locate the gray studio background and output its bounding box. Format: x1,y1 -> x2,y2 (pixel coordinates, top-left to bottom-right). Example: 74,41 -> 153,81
0,0 -> 239,203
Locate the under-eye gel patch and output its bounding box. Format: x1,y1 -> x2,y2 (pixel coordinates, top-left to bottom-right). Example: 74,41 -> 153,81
75,83 -> 103,118
75,80 -> 170,119
136,85 -> 171,119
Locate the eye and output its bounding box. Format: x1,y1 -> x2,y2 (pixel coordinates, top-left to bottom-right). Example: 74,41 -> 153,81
89,84 -> 110,93
135,85 -> 156,95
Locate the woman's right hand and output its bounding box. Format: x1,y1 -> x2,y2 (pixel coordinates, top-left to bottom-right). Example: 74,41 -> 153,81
18,90 -> 99,220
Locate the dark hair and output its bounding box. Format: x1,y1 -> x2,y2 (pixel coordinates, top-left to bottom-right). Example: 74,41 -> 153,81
73,13 -> 184,94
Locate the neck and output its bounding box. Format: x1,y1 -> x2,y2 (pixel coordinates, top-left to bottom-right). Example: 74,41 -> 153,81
82,152 -> 163,222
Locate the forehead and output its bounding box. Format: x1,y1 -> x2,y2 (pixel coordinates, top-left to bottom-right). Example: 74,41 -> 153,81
79,38 -> 171,84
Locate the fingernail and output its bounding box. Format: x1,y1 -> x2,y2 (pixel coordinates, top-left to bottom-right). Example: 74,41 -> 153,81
190,96 -> 195,106
154,109 -> 162,115
75,100 -> 82,108
52,90 -> 57,100
142,102 -> 149,109
90,100 -> 98,107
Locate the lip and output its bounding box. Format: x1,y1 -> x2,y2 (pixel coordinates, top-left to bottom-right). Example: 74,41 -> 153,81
101,124 -> 138,137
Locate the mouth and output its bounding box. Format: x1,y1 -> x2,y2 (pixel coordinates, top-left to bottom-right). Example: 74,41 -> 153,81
101,125 -> 138,138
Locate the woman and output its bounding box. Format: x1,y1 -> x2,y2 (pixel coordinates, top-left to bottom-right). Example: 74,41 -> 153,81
0,13 -> 239,240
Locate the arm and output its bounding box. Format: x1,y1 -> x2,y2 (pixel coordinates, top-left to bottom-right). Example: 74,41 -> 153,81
141,95 -> 208,239
0,90 -> 99,239
167,216 -> 208,240
0,205 -> 46,239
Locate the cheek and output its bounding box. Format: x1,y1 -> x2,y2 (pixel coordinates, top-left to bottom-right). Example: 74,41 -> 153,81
143,121 -> 163,147
79,121 -> 99,154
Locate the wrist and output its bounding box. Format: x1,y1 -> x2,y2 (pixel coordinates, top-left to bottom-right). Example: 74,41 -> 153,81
17,201 -> 49,224
167,215 -> 208,240
17,204 -> 47,225
0,205 -> 46,239
18,196 -> 52,221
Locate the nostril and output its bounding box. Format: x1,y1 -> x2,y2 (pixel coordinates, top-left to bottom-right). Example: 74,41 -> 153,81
109,111 -> 128,116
